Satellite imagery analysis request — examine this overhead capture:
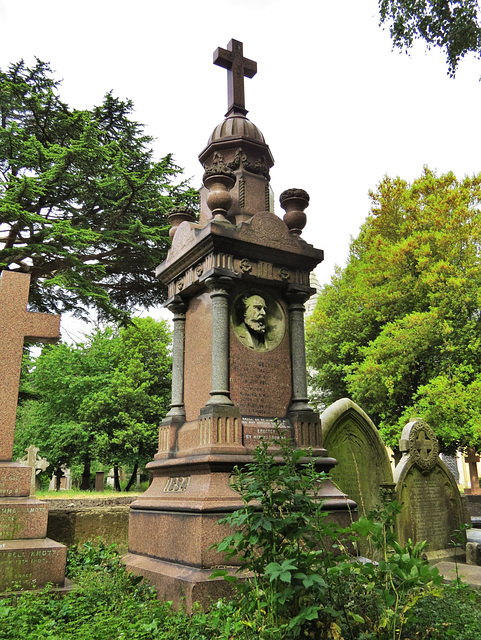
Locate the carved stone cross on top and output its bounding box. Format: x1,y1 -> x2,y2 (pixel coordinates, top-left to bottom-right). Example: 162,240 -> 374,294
415,430 -> 434,460
214,39 -> 257,117
0,271 -> 60,461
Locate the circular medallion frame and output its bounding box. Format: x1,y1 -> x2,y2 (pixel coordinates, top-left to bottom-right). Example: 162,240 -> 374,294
231,289 -> 286,353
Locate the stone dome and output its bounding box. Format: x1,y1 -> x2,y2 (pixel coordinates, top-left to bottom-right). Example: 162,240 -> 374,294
207,114 -> 266,145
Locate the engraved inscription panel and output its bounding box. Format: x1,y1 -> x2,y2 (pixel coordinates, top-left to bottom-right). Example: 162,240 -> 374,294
396,464 -> 464,551
243,418 -> 291,450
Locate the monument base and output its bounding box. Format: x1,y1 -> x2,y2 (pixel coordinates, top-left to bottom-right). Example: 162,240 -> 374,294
123,554 -> 237,611
126,450 -> 357,610
0,538 -> 67,592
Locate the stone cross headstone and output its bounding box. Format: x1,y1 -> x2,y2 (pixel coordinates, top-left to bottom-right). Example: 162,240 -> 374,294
0,271 -> 59,462
465,447 -> 481,495
16,445 -> 49,497
394,419 -> 468,560
0,270 -> 68,593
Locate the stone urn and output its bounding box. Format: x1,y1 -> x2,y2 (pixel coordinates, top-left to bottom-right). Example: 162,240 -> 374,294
168,207 -> 196,240
203,168 -> 236,221
279,188 -> 310,236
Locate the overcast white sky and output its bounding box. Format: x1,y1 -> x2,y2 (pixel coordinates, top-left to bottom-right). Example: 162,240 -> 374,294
2,0 -> 481,340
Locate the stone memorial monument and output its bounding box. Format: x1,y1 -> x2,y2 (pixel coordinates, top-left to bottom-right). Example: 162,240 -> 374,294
0,270 -> 68,592
394,419 -> 468,560
321,398 -> 394,519
125,39 -> 355,609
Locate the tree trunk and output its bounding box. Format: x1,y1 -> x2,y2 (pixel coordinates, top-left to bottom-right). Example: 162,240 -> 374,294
55,469 -> 62,491
80,456 -> 91,490
114,464 -> 121,492
125,461 -> 139,492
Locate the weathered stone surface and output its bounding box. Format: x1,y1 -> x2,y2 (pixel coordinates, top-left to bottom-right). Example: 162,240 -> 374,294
0,271 -> 59,462
394,420 -> 468,557
123,553 -> 236,611
0,538 -> 67,591
0,497 -> 48,540
321,398 -> 394,519
466,541 -> 481,566
0,463 -> 31,498
47,505 -> 130,553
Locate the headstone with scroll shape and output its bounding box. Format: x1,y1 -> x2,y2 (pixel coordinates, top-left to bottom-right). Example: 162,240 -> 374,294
321,398 -> 394,519
394,419 -> 469,560
0,270 -> 68,593
16,445 -> 49,497
124,39 -> 355,611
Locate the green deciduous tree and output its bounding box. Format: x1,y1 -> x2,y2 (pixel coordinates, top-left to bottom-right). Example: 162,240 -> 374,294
0,59 -> 197,322
14,317 -> 171,489
379,0 -> 481,76
306,167 -> 481,452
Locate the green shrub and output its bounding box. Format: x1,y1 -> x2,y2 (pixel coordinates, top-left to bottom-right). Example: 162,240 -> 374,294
209,429 -> 444,640
0,542 -> 198,640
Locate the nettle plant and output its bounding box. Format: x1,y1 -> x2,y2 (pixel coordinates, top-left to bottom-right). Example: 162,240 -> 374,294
210,429 -> 443,640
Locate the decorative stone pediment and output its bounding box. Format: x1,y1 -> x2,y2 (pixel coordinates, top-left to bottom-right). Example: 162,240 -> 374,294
237,211 -> 298,249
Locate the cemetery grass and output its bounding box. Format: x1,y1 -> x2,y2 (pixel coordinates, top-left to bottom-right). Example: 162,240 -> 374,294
36,482 -> 150,499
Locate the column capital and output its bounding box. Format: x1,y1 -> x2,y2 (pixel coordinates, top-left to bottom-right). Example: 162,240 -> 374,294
167,295 -> 187,318
285,284 -> 312,307
205,276 -> 234,296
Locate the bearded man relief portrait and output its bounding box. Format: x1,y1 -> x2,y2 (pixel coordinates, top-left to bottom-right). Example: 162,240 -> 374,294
231,290 -> 286,353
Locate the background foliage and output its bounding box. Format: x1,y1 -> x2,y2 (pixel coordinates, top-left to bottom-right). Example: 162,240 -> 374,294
379,0 -> 481,76
14,317 -> 171,488
306,167 -> 481,452
0,59 -> 197,322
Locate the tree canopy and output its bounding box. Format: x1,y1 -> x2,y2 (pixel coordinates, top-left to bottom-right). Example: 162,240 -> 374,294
306,167 -> 481,452
14,317 -> 172,489
379,0 -> 481,76
0,59 -> 197,322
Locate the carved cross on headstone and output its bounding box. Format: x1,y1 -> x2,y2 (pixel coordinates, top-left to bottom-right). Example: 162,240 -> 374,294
16,445 -> 49,497
415,430 -> 434,461
0,271 -> 60,461
465,446 -> 481,495
214,39 -> 257,117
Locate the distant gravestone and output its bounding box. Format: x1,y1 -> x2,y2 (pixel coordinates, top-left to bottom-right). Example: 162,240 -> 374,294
95,471 -> 105,492
48,465 -> 72,491
441,454 -> 459,484
321,398 -> 394,519
465,448 -> 481,495
16,445 -> 49,497
394,419 -> 468,559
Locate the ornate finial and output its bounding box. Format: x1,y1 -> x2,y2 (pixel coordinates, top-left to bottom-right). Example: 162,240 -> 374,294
168,207 -> 196,240
213,39 -> 257,117
279,189 -> 310,236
